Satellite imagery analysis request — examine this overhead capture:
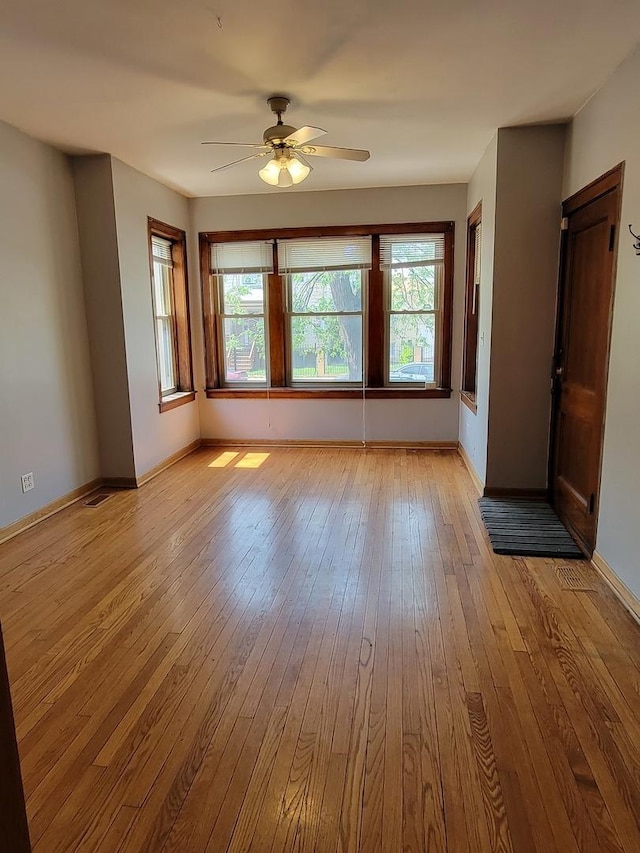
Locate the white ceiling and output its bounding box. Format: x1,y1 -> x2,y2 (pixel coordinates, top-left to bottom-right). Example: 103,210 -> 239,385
1,1 -> 639,197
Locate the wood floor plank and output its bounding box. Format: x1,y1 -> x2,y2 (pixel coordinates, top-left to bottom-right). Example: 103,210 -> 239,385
0,447 -> 638,852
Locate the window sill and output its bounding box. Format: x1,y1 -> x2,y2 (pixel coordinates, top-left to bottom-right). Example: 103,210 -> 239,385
205,387 -> 452,400
460,390 -> 477,414
159,391 -> 196,413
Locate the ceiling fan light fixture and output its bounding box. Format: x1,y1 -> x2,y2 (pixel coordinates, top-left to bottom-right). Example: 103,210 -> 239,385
258,158 -> 282,186
277,166 -> 293,188
258,153 -> 310,188
287,156 -> 311,184
209,96 -> 370,187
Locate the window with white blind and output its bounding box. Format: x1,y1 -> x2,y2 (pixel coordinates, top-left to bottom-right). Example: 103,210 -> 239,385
210,241 -> 273,385
151,237 -> 178,393
380,233 -> 445,386
200,223 -> 454,397
148,219 -> 194,410
462,203 -> 482,407
280,237 -> 371,384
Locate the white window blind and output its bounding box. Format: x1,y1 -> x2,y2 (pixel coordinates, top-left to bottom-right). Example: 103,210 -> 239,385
211,241 -> 274,274
152,236 -> 173,267
474,223 -> 482,286
380,234 -> 445,268
279,237 -> 372,273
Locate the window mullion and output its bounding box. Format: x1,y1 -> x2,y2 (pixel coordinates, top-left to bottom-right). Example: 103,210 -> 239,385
268,241 -> 286,386
368,234 -> 384,387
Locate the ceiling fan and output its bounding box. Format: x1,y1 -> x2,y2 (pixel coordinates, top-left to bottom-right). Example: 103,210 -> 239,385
202,95 -> 370,188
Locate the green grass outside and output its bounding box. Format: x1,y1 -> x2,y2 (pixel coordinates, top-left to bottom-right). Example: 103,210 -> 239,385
247,365 -> 349,379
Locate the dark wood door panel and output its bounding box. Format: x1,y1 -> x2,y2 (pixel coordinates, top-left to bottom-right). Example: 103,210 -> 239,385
550,164 -> 622,555
563,217 -> 611,392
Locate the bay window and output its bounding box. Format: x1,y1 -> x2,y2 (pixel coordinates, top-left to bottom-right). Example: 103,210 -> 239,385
200,222 -> 454,398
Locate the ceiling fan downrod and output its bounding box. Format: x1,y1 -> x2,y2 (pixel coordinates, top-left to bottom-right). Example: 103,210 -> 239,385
267,95 -> 290,126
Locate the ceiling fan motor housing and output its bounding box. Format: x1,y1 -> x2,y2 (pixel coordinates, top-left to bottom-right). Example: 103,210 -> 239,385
263,124 -> 297,146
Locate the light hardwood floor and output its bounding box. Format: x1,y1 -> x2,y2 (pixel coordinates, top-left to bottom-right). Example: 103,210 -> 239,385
1,447 -> 639,852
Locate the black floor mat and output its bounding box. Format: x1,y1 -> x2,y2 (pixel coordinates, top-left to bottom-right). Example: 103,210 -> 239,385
478,498 -> 584,558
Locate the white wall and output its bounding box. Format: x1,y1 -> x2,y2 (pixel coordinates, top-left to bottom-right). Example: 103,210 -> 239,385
191,183 -> 467,442
0,121 -> 99,528
111,159 -> 199,478
459,135 -> 497,484
564,45 -> 640,598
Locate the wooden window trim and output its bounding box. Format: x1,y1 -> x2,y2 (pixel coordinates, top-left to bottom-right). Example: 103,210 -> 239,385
200,222 -> 455,398
205,387 -> 451,400
460,390 -> 477,414
159,391 -> 197,413
148,218 -> 194,410
201,222 -> 454,243
461,202 -> 482,407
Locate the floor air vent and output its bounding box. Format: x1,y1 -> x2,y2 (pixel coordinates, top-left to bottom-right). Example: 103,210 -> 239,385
556,565 -> 596,591
84,493 -> 111,508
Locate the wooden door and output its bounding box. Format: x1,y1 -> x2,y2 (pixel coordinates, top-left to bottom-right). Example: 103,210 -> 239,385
550,165 -> 622,555
0,624 -> 31,851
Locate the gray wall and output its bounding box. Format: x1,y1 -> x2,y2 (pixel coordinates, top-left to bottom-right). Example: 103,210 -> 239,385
191,184 -> 467,443
72,156 -> 200,481
486,125 -> 565,490
564,44 -> 640,598
111,159 -> 199,478
459,135 -> 498,483
459,126 -> 565,492
0,121 -> 100,529
72,155 -> 135,480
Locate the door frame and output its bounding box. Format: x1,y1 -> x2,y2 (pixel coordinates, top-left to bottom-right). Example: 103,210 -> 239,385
548,162 -> 624,555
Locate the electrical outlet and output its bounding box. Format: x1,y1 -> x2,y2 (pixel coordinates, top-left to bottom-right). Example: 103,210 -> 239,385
21,472 -> 35,493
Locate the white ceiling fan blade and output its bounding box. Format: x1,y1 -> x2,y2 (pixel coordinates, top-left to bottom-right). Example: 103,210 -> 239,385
202,141 -> 270,148
211,153 -> 268,173
296,151 -> 313,172
299,144 -> 370,162
284,125 -> 327,146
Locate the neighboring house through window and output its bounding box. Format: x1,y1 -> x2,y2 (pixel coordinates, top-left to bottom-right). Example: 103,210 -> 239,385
210,240 -> 272,385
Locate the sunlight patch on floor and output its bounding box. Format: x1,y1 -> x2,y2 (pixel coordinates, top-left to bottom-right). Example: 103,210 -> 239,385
235,452 -> 270,469
208,451 -> 240,468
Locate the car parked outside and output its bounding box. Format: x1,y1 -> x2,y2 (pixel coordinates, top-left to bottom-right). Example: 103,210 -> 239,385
389,362 -> 434,383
